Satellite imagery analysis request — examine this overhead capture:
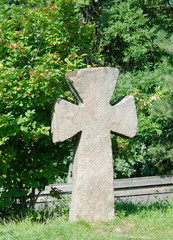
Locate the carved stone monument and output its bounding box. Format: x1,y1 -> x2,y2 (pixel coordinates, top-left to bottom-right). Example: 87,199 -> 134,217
51,67 -> 137,221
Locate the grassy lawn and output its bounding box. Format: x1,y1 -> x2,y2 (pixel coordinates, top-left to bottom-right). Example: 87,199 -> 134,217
0,200 -> 172,240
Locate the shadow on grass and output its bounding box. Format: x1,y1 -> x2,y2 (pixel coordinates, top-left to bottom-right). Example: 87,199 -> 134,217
1,197 -> 172,224
114,198 -> 172,218
0,198 -> 70,224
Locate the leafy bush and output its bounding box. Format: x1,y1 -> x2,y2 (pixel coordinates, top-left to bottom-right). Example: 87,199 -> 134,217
112,61 -> 173,178
0,0 -> 94,212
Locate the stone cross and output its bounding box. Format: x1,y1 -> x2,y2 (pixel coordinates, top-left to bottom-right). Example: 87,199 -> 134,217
51,67 -> 137,221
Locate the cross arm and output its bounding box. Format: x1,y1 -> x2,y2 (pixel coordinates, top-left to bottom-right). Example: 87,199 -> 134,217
110,96 -> 138,138
51,99 -> 81,143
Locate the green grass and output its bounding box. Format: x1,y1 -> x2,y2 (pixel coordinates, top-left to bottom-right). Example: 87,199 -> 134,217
0,200 -> 173,240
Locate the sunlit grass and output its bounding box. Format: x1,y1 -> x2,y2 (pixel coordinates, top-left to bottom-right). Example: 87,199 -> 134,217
0,200 -> 172,240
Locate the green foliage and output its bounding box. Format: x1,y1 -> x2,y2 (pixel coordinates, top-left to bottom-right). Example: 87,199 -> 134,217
82,0 -> 173,70
80,0 -> 173,178
111,60 -> 173,178
101,0 -> 156,70
0,0 -> 94,212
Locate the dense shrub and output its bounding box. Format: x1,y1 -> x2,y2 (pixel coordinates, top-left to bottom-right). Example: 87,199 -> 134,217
80,0 -> 173,178
0,0 -> 94,211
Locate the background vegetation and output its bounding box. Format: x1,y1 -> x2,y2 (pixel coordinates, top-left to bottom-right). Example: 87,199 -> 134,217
0,0 -> 173,214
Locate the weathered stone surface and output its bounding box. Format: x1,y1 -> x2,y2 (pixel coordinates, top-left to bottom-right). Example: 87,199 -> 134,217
51,67 -> 137,221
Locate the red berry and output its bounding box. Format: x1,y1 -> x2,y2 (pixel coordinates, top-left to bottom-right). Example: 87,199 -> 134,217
69,53 -> 74,57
